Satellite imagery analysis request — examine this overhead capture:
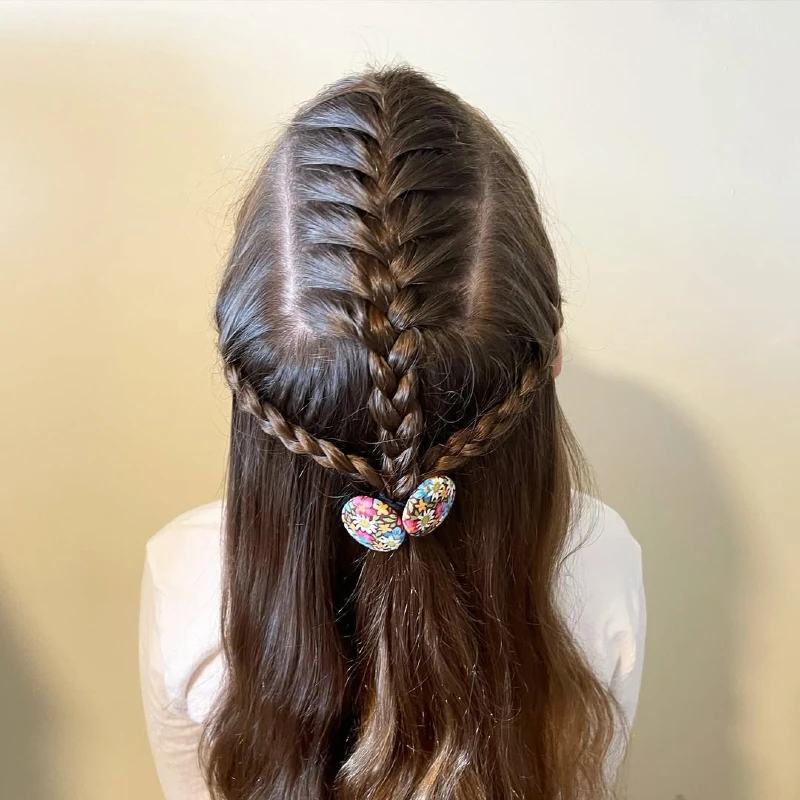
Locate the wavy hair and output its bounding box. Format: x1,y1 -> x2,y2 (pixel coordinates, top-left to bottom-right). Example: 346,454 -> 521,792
202,67 -> 617,800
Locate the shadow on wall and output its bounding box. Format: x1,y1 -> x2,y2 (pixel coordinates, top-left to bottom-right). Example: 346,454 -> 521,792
559,362 -> 745,800
0,600 -> 57,800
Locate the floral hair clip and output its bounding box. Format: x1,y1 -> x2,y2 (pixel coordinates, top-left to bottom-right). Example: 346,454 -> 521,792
341,475 -> 456,552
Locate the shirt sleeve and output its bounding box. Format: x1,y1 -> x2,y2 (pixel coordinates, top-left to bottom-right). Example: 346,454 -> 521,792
559,499 -> 647,775
139,553 -> 213,800
609,570 -> 647,730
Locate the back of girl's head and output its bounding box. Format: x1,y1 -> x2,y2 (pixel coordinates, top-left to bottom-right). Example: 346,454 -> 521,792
206,67 -> 616,800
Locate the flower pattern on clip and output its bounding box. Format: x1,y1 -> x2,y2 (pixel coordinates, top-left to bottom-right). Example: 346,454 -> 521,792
341,495 -> 405,552
402,475 -> 456,536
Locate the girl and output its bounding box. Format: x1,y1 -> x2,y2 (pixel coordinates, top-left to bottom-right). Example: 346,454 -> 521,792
140,67 -> 645,800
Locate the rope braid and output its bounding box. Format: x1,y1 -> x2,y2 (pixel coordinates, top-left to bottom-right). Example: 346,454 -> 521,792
424,363 -> 543,473
225,365 -> 386,493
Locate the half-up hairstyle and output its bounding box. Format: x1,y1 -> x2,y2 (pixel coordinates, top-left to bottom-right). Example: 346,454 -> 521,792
202,67 -> 618,800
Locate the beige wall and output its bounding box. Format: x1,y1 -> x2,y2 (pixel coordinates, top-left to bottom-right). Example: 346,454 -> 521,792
0,2 -> 797,799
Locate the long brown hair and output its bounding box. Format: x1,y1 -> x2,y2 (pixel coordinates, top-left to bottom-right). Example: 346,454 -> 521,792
202,67 -> 617,800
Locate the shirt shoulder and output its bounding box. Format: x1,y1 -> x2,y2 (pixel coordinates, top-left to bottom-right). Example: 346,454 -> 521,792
141,500 -> 225,723
146,500 -> 225,578
559,495 -> 646,727
566,495 -> 643,600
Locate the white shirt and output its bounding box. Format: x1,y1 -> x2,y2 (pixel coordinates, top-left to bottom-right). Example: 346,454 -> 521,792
139,497 -> 645,800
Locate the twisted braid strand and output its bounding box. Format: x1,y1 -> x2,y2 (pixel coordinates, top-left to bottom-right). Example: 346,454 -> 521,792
225,365 -> 386,493
424,363 -> 542,474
